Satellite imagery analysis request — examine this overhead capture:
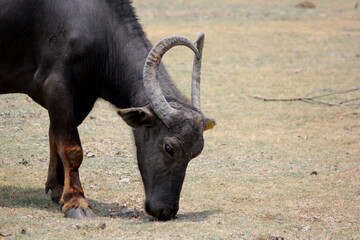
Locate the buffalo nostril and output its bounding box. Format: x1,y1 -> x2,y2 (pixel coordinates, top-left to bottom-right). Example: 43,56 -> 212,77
157,208 -> 177,221
145,201 -> 178,221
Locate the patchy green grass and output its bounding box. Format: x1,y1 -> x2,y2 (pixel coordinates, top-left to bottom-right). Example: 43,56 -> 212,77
1,0 -> 360,239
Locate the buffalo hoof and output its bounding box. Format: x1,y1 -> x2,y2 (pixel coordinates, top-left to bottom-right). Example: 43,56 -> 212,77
64,207 -> 96,220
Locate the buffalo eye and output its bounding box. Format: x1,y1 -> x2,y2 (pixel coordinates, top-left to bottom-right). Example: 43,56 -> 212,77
164,144 -> 175,158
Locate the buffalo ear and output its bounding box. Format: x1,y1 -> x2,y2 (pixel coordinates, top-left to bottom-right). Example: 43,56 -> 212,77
204,117 -> 216,131
118,107 -> 156,128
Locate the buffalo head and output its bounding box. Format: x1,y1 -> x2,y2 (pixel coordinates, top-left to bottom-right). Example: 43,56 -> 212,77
118,32 -> 216,220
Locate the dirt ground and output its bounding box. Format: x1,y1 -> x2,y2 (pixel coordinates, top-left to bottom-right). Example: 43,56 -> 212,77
1,0 -> 360,239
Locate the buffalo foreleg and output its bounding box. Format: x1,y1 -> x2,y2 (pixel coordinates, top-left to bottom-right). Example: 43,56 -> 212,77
50,118 -> 95,219
45,72 -> 95,219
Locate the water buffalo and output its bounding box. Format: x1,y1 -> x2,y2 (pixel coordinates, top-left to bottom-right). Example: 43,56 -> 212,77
0,0 -> 216,220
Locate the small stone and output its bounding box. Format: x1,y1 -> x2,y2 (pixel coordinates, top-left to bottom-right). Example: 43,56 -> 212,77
86,152 -> 95,158
98,222 -> 106,229
18,159 -> 29,165
119,178 -> 130,183
302,225 -> 312,232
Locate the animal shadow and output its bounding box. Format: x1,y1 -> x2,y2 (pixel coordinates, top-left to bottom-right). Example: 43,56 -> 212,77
0,185 -> 221,222
0,185 -> 141,219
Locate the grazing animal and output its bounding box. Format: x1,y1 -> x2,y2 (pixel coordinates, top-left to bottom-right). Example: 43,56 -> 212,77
0,0 -> 215,220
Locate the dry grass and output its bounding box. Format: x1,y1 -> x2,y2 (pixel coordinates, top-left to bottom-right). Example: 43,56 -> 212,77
1,0 -> 360,239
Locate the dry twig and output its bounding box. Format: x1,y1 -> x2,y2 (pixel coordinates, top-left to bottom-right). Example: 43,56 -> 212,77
249,86 -> 360,109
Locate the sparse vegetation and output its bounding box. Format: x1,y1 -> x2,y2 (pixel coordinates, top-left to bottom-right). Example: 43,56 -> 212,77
1,0 -> 359,239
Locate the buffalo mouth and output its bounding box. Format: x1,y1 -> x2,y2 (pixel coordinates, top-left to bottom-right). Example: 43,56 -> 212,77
145,200 -> 179,221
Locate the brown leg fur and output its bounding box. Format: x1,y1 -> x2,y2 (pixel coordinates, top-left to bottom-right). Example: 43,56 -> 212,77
58,145 -> 84,210
56,141 -> 95,219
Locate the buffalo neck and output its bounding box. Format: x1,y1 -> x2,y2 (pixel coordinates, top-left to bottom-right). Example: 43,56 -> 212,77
99,22 -> 188,110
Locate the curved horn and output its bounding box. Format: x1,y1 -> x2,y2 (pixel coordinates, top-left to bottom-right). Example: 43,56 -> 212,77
191,32 -> 205,110
143,35 -> 200,127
